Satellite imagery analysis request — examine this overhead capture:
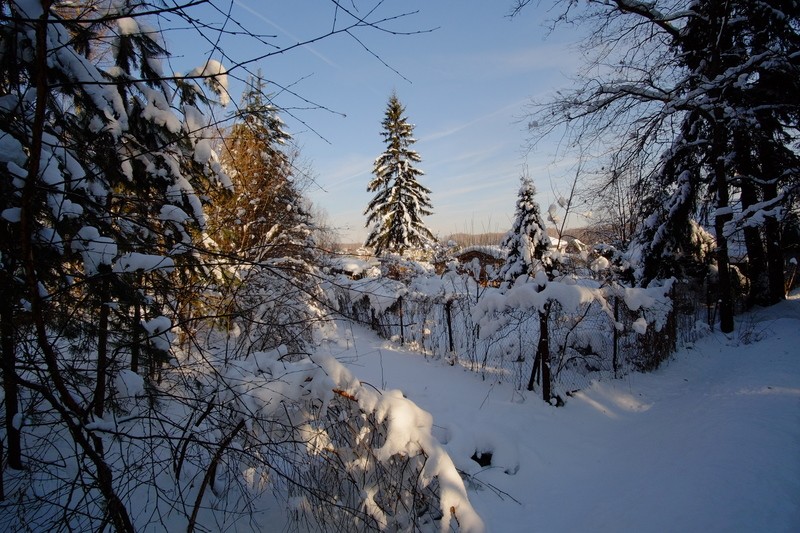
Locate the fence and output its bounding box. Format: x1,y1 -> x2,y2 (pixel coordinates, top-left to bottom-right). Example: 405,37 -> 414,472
327,271 -> 706,399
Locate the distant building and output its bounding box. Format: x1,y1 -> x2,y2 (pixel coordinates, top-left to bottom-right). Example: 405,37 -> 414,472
448,246 -> 506,285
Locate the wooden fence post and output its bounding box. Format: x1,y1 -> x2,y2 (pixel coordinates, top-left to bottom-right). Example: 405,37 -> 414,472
445,300 -> 454,354
398,296 -> 404,346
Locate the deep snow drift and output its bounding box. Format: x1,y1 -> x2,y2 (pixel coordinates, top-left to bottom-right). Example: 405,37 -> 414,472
318,292 -> 800,532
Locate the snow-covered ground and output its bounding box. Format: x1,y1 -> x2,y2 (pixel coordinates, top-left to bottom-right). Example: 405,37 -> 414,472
318,293 -> 800,532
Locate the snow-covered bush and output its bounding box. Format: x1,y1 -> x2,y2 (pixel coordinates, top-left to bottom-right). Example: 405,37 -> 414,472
227,348 -> 484,532
3,315 -> 485,532
329,258 -> 684,399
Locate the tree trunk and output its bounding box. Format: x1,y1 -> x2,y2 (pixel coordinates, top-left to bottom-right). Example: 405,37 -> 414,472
739,182 -> 770,307
705,3 -> 736,334
764,214 -> 784,304
527,348 -> 540,392
94,273 -> 110,420
445,300 -> 454,354
398,295 -> 404,346
612,296 -> 619,378
761,157 -> 785,304
712,114 -> 735,333
527,306 -> 551,402
130,298 -> 141,374
17,9 -> 133,530
0,269 -> 22,470
19,0 -> 85,417
92,271 -> 111,456
538,309 -> 551,402
713,200 -> 735,333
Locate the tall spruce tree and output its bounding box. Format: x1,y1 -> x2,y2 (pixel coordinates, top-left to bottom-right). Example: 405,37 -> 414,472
364,93 -> 434,256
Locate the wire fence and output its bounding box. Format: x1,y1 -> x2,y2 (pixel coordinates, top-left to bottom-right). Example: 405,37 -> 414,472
329,273 -> 710,398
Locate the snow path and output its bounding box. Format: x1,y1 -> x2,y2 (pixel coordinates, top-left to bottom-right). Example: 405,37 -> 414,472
318,295 -> 800,532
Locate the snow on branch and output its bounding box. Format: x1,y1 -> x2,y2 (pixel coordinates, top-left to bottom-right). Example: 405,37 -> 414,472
473,273 -> 674,339
216,346 -> 485,531
611,0 -> 682,38
723,193 -> 785,238
185,59 -> 230,106
473,275 -> 612,338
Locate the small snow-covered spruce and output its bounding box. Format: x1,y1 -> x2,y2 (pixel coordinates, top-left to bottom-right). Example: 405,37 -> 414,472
629,136 -> 704,285
497,175 -> 558,401
364,92 -> 435,256
498,175 -> 552,288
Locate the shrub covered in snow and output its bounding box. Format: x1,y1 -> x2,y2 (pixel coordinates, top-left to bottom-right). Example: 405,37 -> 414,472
328,255 -> 684,399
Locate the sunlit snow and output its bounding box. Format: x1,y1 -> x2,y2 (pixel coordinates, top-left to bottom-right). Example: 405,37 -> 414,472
316,291 -> 800,532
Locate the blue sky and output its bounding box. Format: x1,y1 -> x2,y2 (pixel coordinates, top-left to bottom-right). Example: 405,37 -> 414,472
173,1 -> 584,243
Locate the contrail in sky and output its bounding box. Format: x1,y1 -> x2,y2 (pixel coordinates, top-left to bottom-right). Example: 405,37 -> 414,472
233,0 -> 340,68
421,98 -> 530,142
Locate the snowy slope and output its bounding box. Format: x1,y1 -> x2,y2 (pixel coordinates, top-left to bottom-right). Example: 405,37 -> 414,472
319,293 -> 800,532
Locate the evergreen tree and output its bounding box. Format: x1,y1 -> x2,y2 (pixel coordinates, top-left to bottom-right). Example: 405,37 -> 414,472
629,109 -> 706,284
632,0 -> 799,321
0,2 -> 229,528
499,175 -> 552,287
208,76 -> 319,353
364,93 -> 434,256
499,175 -> 554,401
722,0 -> 800,306
212,74 -> 313,263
